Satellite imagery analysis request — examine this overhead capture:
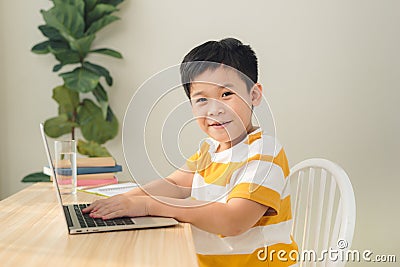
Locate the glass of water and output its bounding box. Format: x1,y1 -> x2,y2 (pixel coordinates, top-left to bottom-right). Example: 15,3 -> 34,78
54,140 -> 77,195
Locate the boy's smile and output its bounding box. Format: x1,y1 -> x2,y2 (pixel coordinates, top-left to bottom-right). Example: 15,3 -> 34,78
208,119 -> 232,129
189,66 -> 262,152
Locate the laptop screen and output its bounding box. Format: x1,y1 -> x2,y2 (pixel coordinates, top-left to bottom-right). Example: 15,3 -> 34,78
39,123 -> 64,205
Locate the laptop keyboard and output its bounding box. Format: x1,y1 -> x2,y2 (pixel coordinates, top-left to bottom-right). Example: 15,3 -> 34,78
73,204 -> 135,228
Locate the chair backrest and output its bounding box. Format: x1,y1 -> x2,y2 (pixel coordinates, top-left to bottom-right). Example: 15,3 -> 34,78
288,158 -> 356,266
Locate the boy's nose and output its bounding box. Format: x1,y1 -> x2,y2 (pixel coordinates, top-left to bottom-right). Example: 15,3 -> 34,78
207,100 -> 225,116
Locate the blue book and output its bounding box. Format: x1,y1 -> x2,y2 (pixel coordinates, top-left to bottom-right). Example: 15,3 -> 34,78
44,164 -> 122,176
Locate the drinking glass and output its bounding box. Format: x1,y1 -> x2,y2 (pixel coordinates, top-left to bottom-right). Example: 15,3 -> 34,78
54,140 -> 77,195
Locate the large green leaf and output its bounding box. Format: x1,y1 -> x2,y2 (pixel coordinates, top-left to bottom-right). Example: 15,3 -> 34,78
52,85 -> 80,119
31,41 -> 50,54
85,15 -> 119,35
86,4 -> 118,26
53,0 -> 84,16
89,48 -> 122,58
82,61 -> 112,86
77,139 -> 112,157
48,42 -> 81,71
21,172 -> 51,183
51,52 -> 81,71
53,64 -> 64,72
44,114 -> 77,138
48,40 -> 70,51
92,83 -> 108,119
38,25 -> 64,41
60,67 -> 100,93
69,34 -> 96,57
92,83 -> 108,102
41,4 -> 85,42
77,99 -> 118,144
84,0 -> 98,14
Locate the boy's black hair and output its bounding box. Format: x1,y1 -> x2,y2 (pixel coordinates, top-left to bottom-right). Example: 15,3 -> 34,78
180,38 -> 258,99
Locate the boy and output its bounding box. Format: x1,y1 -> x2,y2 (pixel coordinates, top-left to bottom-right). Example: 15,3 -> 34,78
84,38 -> 298,266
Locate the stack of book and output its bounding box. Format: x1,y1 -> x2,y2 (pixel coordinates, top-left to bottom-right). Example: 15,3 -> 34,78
44,157 -> 122,187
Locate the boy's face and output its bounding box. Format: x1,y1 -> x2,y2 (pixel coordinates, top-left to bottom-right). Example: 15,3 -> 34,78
189,66 -> 262,150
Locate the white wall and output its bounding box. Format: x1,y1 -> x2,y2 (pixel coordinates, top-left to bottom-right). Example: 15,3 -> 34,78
1,0 -> 399,265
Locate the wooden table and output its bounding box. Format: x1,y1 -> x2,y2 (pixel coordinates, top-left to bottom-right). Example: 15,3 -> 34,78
0,183 -> 198,267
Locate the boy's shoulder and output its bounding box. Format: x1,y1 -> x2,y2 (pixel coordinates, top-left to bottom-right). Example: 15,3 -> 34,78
244,129 -> 283,157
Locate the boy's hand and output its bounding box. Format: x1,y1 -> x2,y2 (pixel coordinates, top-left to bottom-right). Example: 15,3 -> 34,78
82,194 -> 149,220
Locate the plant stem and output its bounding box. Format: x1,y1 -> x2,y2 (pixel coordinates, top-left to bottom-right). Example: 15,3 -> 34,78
72,127 -> 75,141
72,104 -> 78,141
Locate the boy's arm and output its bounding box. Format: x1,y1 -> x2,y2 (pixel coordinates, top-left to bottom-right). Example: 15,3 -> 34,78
85,195 -> 268,237
148,196 -> 268,236
123,165 -> 194,199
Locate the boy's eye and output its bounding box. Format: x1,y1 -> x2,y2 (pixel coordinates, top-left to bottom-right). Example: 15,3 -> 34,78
195,97 -> 207,103
222,91 -> 234,97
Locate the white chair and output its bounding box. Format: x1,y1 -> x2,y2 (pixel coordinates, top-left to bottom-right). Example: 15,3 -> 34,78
288,158 -> 356,267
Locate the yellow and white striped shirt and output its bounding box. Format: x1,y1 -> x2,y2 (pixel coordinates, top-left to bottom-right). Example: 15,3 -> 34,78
187,128 -> 298,266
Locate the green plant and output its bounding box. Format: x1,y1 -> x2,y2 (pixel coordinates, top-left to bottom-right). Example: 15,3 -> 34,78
31,0 -> 124,157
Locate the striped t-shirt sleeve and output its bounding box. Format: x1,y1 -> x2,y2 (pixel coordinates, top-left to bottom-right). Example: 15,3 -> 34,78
227,139 -> 290,215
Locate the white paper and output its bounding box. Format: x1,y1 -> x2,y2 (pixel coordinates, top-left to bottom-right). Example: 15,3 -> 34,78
80,182 -> 138,197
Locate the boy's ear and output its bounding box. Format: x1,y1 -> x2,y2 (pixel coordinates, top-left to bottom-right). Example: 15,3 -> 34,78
250,83 -> 263,106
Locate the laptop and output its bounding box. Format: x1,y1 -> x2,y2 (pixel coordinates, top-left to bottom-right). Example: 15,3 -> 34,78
39,123 -> 178,234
